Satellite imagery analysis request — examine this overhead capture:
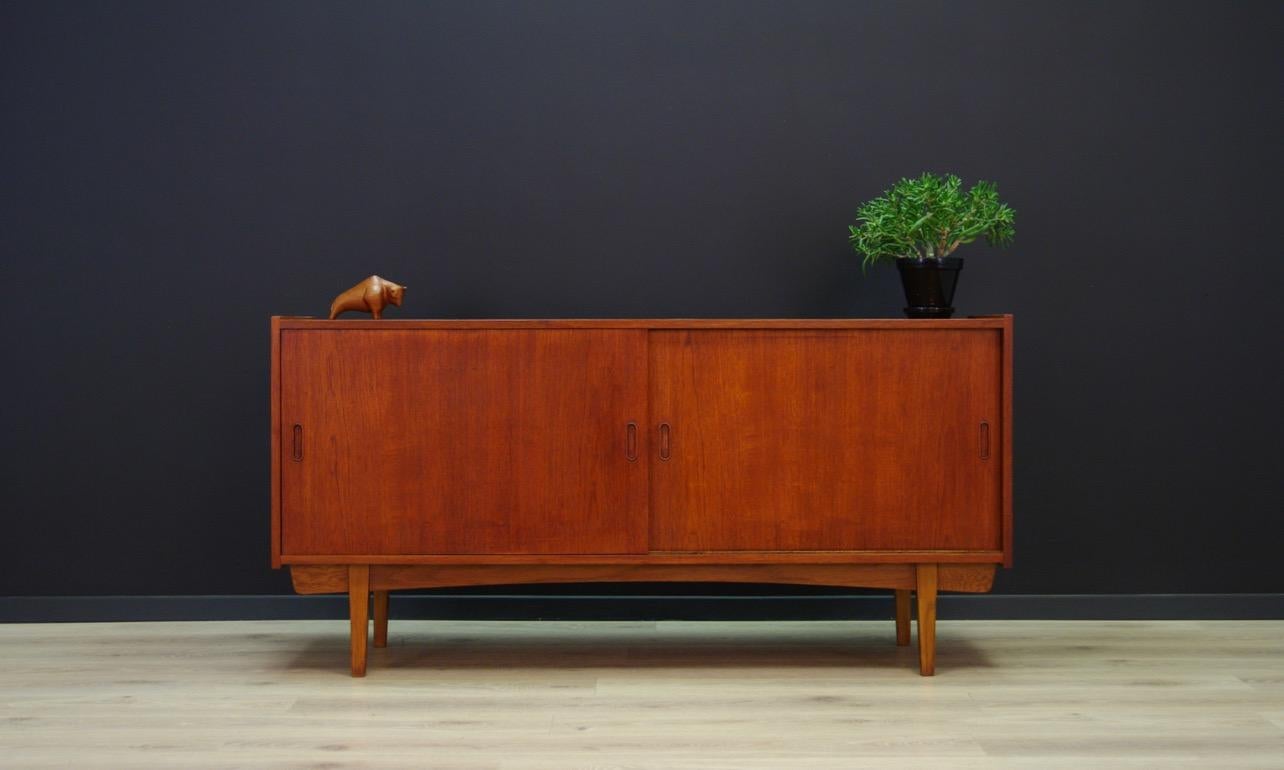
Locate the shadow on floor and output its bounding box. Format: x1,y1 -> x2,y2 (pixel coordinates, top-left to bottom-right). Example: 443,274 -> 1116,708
282,621 -> 994,673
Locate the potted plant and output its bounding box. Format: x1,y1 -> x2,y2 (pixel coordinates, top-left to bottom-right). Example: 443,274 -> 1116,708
848,173 -> 1015,318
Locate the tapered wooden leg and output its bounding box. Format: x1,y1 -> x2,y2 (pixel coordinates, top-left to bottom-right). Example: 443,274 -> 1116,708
373,590 -> 389,648
916,563 -> 938,676
348,565 -> 370,677
894,589 -> 911,646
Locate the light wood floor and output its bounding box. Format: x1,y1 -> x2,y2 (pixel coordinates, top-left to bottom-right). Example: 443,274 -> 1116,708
1,619 -> 1282,768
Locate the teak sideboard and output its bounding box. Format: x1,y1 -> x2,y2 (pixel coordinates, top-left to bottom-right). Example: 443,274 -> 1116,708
270,316 -> 1013,676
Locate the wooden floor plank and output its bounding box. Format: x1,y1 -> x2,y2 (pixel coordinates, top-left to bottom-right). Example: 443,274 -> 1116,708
1,620 -> 1282,768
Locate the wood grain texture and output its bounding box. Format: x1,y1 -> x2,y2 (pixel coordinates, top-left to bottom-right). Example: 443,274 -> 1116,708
649,329 -> 1003,551
327,275 -> 404,320
288,563 -> 994,593
272,319 -> 1012,675
5,619 -> 1281,768
271,318 -> 1013,565
290,565 -> 347,594
282,550 -> 1004,566
940,563 -> 996,592
895,589 -> 911,646
917,563 -> 939,676
280,329 -> 648,556
368,563 -> 915,590
348,566 -> 369,677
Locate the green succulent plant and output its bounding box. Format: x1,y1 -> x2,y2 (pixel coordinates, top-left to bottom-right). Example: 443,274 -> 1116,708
848,173 -> 1015,270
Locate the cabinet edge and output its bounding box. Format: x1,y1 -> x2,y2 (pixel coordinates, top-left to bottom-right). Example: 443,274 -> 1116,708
289,563 -> 996,595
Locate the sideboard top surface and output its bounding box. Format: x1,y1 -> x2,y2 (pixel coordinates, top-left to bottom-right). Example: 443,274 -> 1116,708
273,315 -> 1011,330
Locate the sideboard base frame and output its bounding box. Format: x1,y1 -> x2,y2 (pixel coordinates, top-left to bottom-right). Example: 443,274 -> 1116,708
291,562 -> 994,677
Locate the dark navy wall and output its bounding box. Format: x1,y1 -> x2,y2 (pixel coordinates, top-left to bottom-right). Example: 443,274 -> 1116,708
2,1 -> 1281,600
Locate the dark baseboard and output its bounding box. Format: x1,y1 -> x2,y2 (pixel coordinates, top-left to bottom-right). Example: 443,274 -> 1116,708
1,594 -> 1281,623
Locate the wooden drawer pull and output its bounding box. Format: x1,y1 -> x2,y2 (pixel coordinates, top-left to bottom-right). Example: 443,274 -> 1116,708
659,422 -> 671,461
979,420 -> 990,460
292,424 -> 303,462
626,422 -> 638,462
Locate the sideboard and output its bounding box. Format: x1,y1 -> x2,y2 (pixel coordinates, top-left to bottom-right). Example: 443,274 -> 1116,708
271,316 -> 1013,676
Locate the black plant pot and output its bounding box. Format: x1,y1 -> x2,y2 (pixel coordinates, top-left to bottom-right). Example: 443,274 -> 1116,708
896,257 -> 964,318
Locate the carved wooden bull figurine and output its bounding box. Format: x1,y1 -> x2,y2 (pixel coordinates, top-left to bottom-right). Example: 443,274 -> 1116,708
329,275 -> 406,320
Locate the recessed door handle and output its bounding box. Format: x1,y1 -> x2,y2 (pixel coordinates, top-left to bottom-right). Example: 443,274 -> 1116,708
625,422 -> 638,462
658,422 -> 671,461
979,420 -> 990,460
292,424 -> 303,462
